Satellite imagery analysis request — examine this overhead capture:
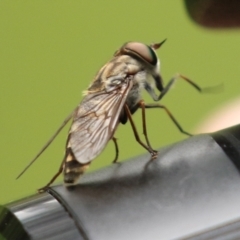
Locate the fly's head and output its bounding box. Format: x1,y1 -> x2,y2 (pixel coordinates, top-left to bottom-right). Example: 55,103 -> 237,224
114,39 -> 166,92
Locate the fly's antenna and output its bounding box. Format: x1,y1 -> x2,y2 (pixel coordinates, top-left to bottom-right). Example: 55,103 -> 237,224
16,109 -> 76,180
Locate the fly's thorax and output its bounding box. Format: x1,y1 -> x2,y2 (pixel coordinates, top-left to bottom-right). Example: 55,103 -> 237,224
114,54 -> 160,92
104,55 -> 148,91
87,41 -> 162,96
125,82 -> 142,110
126,71 -> 154,110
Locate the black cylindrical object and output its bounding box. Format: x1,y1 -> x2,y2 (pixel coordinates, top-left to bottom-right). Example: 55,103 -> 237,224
184,0 -> 240,28
1,125 -> 240,240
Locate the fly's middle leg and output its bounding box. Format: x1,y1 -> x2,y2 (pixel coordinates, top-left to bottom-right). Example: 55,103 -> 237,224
138,100 -> 157,155
144,103 -> 192,136
124,104 -> 157,159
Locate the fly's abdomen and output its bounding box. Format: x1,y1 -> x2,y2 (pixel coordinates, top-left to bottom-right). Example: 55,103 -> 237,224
63,147 -> 90,185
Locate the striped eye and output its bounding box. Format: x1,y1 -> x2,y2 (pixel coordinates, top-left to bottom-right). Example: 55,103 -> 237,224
121,42 -> 158,66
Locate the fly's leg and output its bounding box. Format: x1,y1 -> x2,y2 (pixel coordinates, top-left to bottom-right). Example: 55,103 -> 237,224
138,100 -> 157,154
124,104 -> 157,159
145,74 -> 213,102
16,109 -> 75,180
112,137 -> 119,163
38,158 -> 65,193
144,103 -> 192,136
157,74 -> 203,101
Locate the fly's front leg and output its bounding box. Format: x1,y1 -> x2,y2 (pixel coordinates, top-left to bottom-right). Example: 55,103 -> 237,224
112,137 -> 119,163
124,104 -> 157,159
157,74 -> 203,101
138,100 -> 157,154
145,74 -> 204,102
144,103 -> 192,136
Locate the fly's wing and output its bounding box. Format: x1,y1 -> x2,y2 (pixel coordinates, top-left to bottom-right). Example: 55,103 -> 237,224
68,78 -> 133,164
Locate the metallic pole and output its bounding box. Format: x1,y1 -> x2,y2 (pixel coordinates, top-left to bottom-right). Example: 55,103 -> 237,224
1,125 -> 240,240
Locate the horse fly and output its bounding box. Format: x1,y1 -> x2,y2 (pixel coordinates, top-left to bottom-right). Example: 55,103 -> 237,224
17,40 -> 205,192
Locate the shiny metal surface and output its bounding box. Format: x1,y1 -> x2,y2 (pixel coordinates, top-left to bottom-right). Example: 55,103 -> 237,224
49,132 -> 240,240
1,193 -> 83,240
1,125 -> 240,240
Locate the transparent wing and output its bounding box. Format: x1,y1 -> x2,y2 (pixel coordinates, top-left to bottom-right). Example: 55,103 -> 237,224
69,79 -> 133,164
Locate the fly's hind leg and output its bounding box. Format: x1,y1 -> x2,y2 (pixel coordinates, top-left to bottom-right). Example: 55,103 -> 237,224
38,147 -> 90,193
38,158 -> 65,193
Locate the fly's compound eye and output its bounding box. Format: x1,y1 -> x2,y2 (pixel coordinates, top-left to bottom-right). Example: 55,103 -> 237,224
123,42 -> 158,66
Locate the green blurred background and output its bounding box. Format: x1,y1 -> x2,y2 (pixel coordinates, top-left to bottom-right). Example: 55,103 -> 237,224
0,1 -> 239,204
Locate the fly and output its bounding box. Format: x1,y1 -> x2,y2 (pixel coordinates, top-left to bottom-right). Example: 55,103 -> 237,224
17,40 -> 209,192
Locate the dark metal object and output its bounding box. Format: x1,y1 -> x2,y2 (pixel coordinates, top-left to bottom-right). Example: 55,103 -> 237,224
0,193 -> 82,240
1,124 -> 240,239
184,0 -> 240,28
212,124 -> 240,172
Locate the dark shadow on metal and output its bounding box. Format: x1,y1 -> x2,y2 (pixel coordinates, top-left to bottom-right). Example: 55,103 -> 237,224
1,125 -> 240,239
